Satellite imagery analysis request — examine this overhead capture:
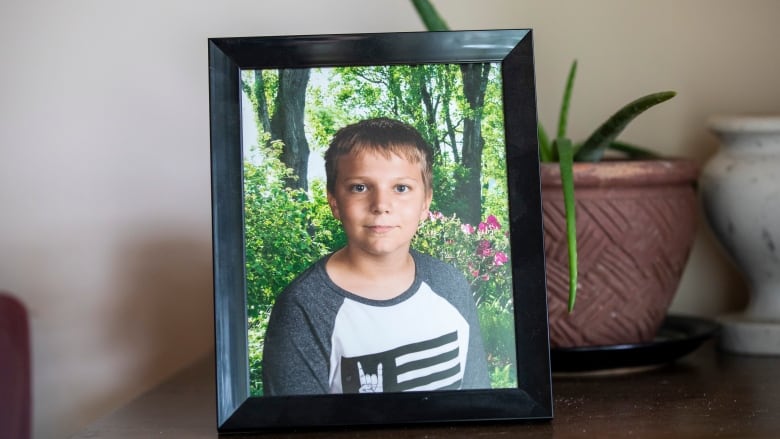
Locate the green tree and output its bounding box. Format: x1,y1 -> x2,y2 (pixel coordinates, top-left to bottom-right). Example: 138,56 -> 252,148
272,69 -> 311,190
244,68 -> 311,190
242,70 -> 278,147
456,63 -> 492,225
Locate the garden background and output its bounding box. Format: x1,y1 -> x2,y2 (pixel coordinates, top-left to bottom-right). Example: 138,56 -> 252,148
241,63 -> 519,395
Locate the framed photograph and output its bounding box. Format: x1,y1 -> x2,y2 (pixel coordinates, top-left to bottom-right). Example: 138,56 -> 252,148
209,30 -> 551,433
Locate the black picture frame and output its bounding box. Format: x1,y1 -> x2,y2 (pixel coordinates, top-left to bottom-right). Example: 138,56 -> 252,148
209,30 -> 551,433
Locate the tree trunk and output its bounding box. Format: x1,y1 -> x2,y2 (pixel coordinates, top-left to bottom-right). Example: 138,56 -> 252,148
253,71 -> 271,140
457,63 -> 491,225
416,66 -> 441,155
270,68 -> 311,191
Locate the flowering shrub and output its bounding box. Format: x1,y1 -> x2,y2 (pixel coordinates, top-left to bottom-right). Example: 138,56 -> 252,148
413,211 -> 513,310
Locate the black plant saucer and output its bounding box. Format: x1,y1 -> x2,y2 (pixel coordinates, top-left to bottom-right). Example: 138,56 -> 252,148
550,314 -> 721,375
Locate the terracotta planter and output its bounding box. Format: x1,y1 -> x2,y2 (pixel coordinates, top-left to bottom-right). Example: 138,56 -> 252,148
541,160 -> 699,348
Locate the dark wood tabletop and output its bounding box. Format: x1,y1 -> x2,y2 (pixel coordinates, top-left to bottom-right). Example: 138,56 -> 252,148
71,341 -> 780,438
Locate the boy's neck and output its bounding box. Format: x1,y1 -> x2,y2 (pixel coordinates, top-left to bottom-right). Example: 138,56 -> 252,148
326,247 -> 416,300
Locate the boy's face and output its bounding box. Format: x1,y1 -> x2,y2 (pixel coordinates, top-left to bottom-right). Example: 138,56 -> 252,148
327,148 -> 432,260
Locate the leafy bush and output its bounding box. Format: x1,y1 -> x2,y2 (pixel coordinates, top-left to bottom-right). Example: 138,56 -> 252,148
489,363 -> 516,389
413,211 -> 512,309
243,144 -> 332,315
248,310 -> 270,395
478,299 -> 517,386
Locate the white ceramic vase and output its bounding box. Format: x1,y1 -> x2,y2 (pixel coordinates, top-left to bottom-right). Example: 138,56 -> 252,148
700,115 -> 780,355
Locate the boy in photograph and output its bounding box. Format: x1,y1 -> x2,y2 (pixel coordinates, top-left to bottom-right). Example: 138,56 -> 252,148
262,117 -> 490,395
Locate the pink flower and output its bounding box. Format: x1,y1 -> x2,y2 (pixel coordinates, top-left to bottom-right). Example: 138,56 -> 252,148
476,240 -> 493,257
461,223 -> 475,235
480,273 -> 490,281
478,215 -> 501,233
493,251 -> 508,266
468,263 -> 480,278
485,215 -> 501,230
428,211 -> 444,221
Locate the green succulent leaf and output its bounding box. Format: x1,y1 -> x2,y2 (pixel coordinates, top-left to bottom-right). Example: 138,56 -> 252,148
608,140 -> 661,159
557,60 -> 578,139
411,0 -> 451,31
538,123 -> 553,162
574,91 -> 676,162
554,137 -> 578,312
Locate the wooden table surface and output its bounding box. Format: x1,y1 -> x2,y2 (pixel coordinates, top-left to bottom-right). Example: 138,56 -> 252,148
71,341 -> 780,438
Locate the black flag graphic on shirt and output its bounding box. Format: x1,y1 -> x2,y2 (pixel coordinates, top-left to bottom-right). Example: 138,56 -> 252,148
340,331 -> 462,393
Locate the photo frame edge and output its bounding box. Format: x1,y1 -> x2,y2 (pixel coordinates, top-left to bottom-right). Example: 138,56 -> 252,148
208,29 -> 552,432
209,39 -> 250,426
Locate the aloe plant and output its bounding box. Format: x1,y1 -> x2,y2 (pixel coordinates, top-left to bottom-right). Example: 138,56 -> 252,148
411,0 -> 676,311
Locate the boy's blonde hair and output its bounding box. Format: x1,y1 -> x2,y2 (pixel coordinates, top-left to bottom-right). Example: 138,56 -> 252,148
325,118 -> 434,194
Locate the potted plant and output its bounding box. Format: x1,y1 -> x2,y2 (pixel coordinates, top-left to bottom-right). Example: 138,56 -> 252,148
411,0 -> 699,348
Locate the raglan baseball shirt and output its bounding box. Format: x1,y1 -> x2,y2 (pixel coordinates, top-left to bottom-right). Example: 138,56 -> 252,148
262,249 -> 491,395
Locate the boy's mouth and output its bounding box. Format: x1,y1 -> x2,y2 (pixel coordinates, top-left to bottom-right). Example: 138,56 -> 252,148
365,225 -> 396,233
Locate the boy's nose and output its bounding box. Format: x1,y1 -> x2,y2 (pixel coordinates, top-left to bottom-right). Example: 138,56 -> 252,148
371,190 -> 391,214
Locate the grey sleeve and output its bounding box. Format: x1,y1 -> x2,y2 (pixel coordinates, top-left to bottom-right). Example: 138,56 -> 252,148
415,252 -> 491,389
262,265 -> 341,396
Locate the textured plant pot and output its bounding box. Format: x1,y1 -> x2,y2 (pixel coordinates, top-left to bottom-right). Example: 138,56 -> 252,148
541,160 -> 699,348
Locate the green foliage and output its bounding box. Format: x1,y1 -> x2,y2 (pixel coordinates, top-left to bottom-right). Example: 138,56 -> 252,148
489,363 -> 516,389
430,159 -> 466,217
479,300 -> 517,388
555,137 -> 578,312
242,70 -> 278,134
243,142 -> 331,312
573,90 -> 676,162
413,212 -> 512,310
538,123 -> 552,162
557,60 -> 578,141
478,300 -> 515,360
411,0 -> 449,31
543,60 -> 675,164
308,179 -> 347,251
248,311 -> 270,396
305,80 -> 345,151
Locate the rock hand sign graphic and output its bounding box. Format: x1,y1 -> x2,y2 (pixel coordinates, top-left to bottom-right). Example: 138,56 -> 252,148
340,331 -> 463,393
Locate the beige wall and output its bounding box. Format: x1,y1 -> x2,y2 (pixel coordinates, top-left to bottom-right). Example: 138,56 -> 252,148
1,0 -> 777,437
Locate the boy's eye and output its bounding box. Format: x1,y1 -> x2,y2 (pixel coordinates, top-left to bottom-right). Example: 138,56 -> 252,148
394,184 -> 410,193
350,184 -> 367,193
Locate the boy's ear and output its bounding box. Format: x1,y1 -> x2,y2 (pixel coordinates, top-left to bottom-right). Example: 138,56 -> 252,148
420,191 -> 433,221
327,191 -> 341,220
